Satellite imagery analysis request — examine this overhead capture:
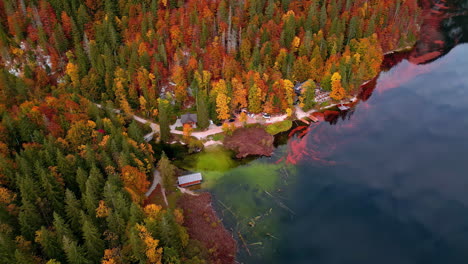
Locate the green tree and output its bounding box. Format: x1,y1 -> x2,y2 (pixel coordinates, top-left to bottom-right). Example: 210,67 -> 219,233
158,152 -> 176,191
62,236 -> 91,264
64,190 -> 83,232
82,219 -> 105,262
158,98 -> 171,143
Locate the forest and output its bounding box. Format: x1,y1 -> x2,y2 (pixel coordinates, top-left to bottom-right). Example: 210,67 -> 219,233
0,0 -> 422,263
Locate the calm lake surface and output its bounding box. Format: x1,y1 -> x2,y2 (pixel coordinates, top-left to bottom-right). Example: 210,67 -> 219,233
201,2 -> 468,263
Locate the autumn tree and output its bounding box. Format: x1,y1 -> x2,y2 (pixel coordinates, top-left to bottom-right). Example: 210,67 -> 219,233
330,72 -> 346,101
182,123 -> 192,142
121,165 -> 150,204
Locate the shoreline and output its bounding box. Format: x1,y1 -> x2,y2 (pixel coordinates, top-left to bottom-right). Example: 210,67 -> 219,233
129,43 -> 419,263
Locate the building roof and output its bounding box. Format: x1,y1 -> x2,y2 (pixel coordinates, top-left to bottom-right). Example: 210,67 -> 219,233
178,173 -> 202,185
181,113 -> 198,124
338,105 -> 350,111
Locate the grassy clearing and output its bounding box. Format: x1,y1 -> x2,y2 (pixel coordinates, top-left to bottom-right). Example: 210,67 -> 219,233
265,120 -> 293,135
211,133 -> 225,141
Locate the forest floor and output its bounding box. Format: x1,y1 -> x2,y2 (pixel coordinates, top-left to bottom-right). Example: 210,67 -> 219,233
178,192 -> 237,264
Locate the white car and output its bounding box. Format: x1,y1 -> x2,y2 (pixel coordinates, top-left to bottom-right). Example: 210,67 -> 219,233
262,113 -> 271,119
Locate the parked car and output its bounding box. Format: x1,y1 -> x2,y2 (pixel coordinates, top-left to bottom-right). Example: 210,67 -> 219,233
262,113 -> 271,119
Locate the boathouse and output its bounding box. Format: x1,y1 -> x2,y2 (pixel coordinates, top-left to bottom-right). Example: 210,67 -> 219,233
178,173 -> 202,187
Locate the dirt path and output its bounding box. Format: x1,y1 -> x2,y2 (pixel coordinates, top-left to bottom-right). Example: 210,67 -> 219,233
97,100 -> 356,143
145,169 -> 168,206
177,186 -> 199,196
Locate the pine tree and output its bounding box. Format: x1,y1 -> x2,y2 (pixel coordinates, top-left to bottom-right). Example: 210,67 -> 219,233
157,99 -> 171,143
53,212 -> 76,242
62,236 -> 91,264
196,86 -> 210,130
35,226 -> 65,262
18,200 -> 44,241
64,189 -> 83,232
158,152 -> 176,191
248,83 -> 262,114
82,219 -> 105,262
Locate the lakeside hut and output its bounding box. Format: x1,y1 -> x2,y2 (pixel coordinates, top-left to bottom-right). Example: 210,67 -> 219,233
338,105 -> 350,111
178,173 -> 203,187
181,113 -> 198,127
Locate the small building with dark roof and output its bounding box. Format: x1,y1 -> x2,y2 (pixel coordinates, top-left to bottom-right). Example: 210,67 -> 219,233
181,113 -> 198,125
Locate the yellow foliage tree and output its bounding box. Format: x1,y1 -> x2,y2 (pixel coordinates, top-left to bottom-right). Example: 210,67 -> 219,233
102,248 -> 119,264
171,65 -> 187,102
136,224 -> 163,264
194,70 -> 212,90
291,36 -> 301,52
113,68 -> 132,114
283,79 -> 295,107
66,120 -> 96,149
216,92 -> 231,120
182,123 -> 192,142
96,200 -> 111,218
213,79 -> 231,120
66,62 -> 80,87
330,72 -> 346,101
144,204 -> 162,219
239,112 -> 247,124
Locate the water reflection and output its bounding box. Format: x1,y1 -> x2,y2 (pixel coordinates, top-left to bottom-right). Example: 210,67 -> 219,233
209,1 -> 468,263
275,2 -> 468,263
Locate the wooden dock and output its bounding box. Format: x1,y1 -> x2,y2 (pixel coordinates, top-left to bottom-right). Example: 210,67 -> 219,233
309,115 -> 319,123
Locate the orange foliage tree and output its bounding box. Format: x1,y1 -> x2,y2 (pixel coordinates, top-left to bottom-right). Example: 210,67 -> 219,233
121,165 -> 150,204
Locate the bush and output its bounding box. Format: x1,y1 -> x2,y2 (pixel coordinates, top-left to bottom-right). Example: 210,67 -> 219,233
211,133 -> 225,141
265,120 -> 293,135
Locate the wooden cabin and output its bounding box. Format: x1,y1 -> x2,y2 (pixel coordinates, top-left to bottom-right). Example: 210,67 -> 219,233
178,173 -> 202,187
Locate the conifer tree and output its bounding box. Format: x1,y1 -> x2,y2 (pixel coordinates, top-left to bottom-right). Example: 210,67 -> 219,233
64,189 -> 83,232
157,98 -> 171,143
82,219 -> 105,262
62,236 -> 91,264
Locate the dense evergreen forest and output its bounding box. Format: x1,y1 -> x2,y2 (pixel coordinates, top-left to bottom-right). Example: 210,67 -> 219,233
0,0 -> 422,263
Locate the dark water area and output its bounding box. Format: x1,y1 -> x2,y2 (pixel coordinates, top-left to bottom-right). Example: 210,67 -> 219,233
206,1 -> 468,263
273,2 -> 468,263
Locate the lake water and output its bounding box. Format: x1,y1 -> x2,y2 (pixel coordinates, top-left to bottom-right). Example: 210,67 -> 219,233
197,2 -> 468,263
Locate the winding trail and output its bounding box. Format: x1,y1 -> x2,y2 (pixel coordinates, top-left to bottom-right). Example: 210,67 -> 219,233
95,103 -> 160,142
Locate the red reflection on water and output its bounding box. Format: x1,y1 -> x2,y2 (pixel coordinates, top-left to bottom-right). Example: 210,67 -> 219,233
281,0 -> 462,165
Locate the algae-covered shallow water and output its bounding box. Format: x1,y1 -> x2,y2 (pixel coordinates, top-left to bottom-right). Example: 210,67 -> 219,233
181,2 -> 468,263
